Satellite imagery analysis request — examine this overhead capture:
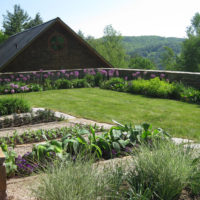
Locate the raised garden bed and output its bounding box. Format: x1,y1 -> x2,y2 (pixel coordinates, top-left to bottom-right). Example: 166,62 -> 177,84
0,109 -> 64,129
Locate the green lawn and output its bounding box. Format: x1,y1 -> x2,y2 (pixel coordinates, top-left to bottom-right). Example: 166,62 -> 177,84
4,88 -> 200,140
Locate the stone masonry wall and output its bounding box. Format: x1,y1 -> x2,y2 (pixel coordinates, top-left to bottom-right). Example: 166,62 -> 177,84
0,68 -> 200,89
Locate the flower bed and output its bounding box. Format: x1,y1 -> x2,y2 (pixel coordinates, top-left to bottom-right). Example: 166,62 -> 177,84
0,69 -> 200,105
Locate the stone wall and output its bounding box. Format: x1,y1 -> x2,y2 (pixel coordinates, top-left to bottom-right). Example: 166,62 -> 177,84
0,68 -> 200,89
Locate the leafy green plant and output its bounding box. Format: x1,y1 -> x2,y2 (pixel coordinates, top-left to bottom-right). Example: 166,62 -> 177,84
1,144 -> 17,177
31,140 -> 63,161
94,72 -> 104,86
72,79 -> 90,88
29,83 -> 43,92
101,77 -> 127,92
54,79 -> 72,89
84,74 -> 95,87
43,78 -> 53,90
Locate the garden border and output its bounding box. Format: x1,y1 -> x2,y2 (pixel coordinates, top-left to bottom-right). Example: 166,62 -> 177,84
0,68 -> 200,89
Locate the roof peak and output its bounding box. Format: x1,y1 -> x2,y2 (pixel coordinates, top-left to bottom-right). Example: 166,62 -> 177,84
9,18 -> 59,38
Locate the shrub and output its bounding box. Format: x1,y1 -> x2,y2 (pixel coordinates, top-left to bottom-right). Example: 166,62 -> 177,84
72,79 -> 90,88
54,79 -> 72,89
180,86 -> 200,104
0,97 -> 30,116
29,83 -> 43,92
129,78 -> 176,98
84,74 -> 95,87
43,78 -> 53,90
101,78 -> 127,92
125,141 -> 200,199
94,72 -> 104,86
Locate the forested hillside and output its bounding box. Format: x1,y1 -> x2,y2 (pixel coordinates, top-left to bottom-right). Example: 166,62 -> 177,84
122,36 -> 184,68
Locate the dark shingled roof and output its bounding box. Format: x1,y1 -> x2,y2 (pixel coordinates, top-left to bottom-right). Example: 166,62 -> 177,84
0,17 -> 112,71
0,18 -> 57,70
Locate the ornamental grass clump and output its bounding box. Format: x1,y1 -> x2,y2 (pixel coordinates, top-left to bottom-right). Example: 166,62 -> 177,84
31,158 -> 125,200
125,140 -> 200,200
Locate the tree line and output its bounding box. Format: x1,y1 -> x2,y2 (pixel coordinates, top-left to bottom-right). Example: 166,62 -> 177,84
1,5 -> 200,72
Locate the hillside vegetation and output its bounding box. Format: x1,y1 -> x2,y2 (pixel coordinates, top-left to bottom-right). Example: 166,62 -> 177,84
122,36 -> 184,68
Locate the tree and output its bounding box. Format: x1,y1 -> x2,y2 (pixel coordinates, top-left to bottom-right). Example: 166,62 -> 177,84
0,30 -> 8,44
180,36 -> 200,72
187,12 -> 200,37
3,4 -> 43,36
179,12 -> 200,72
24,13 -> 43,29
87,25 -> 128,68
77,30 -> 85,39
161,46 -> 177,70
128,56 -> 156,69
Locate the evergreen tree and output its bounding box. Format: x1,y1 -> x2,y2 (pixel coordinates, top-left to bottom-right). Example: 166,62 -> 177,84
3,4 -> 43,36
24,13 -> 43,29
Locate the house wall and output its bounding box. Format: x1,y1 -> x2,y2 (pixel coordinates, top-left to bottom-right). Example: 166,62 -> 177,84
2,23 -> 110,72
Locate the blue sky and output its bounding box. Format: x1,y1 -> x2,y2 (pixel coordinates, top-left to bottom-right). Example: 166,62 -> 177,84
0,0 -> 200,38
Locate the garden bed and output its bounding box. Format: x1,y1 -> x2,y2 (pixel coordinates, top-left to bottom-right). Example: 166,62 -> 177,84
0,109 -> 64,129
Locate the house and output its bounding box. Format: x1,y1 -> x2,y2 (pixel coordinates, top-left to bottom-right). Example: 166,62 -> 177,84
0,17 -> 112,72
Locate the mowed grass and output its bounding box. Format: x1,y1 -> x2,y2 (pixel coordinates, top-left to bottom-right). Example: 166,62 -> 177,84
3,88 -> 200,140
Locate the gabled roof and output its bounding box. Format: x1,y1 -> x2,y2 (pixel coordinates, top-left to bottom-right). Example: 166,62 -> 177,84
0,17 -> 112,71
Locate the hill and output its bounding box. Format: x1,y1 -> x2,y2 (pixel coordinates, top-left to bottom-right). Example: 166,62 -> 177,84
122,36 -> 185,68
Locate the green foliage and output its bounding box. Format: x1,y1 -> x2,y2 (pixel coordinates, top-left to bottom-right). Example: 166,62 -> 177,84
87,25 -> 129,68
179,35 -> 200,72
32,140 -> 63,161
129,77 -> 178,99
29,83 -> 43,92
129,56 -> 156,69
54,79 -> 72,89
101,77 -> 127,92
178,12 -> 200,72
0,30 -> 8,44
31,158 -> 121,200
43,79 -> 53,90
180,86 -> 200,104
23,13 -> 43,29
122,36 -> 184,69
94,72 -> 104,86
1,143 -> 17,177
125,141 -> 200,199
72,79 -> 90,88
161,46 -> 177,70
187,12 -> 200,37
2,4 -> 43,36
83,74 -> 95,87
0,97 -> 30,116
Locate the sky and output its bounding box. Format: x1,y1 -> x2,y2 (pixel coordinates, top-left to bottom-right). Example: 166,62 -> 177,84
0,0 -> 200,38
